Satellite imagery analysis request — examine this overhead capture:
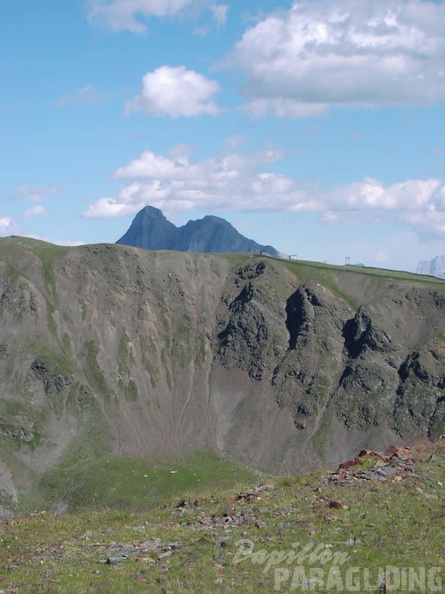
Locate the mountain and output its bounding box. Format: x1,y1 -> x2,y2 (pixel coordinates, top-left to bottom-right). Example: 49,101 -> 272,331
417,255 -> 445,279
0,236 -> 445,515
116,206 -> 279,256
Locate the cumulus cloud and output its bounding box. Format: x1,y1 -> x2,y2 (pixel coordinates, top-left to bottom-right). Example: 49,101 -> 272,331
403,185 -> 445,237
229,0 -> 445,117
0,217 -> 13,233
82,147 -> 298,218
125,66 -> 220,117
23,205 -> 46,219
82,193 -> 152,219
329,178 -> 442,212
55,86 -> 104,107
82,146 -> 445,239
87,0 -> 228,33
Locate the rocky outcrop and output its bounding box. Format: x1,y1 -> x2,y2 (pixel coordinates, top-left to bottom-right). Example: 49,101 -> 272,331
215,263 -> 445,448
31,358 -> 74,396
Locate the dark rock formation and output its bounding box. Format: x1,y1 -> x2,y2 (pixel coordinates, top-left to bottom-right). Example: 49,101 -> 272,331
116,206 -> 279,256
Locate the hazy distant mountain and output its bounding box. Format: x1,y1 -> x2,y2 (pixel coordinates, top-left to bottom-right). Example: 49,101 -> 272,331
116,206 -> 279,256
416,256 -> 445,279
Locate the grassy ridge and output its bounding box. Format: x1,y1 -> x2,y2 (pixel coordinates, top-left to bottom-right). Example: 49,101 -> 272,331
279,256 -> 445,288
1,442 -> 444,593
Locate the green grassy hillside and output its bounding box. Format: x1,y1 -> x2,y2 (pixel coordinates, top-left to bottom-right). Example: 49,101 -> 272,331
0,441 -> 444,593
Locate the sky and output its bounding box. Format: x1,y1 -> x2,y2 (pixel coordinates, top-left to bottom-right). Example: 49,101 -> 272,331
2,0 -> 445,272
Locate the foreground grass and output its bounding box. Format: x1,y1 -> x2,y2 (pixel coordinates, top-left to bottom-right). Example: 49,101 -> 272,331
1,442 -> 445,593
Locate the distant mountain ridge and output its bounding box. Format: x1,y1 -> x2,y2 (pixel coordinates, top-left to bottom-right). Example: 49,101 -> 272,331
417,256 -> 445,279
116,206 -> 279,256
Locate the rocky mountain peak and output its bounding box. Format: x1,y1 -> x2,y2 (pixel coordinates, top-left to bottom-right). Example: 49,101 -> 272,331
116,206 -> 279,255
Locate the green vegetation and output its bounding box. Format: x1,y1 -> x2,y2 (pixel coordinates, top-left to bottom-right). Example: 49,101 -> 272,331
311,375 -> 330,399
281,260 -> 360,309
0,397 -> 46,455
45,302 -> 58,339
85,340 -> 110,399
1,442 -> 444,593
124,379 -> 138,403
0,419 -> 41,451
140,336 -> 159,388
26,337 -> 76,376
161,347 -> 173,390
155,290 -> 171,336
5,236 -> 70,257
312,409 -> 333,456
0,398 -> 29,419
173,314 -> 194,368
3,260 -> 26,281
118,333 -> 133,379
145,360 -> 159,389
198,332 -> 207,364
26,239 -> 68,301
33,451 -> 257,513
435,331 -> 445,343
223,252 -> 252,270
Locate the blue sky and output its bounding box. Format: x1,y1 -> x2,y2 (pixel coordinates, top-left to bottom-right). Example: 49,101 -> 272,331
2,0 -> 445,272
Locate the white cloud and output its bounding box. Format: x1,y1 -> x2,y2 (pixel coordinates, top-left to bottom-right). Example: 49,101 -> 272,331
24,205 -> 46,219
83,195 -> 145,219
12,186 -> 60,202
404,208 -> 445,238
87,0 -> 228,33
55,86 -> 104,107
83,146 -> 445,239
125,66 -> 220,117
230,0 -> 445,117
223,134 -> 246,151
211,4 -> 228,28
115,150 -> 197,179
246,99 -> 329,119
0,217 -> 13,233
88,0 -> 192,32
329,178 -> 442,212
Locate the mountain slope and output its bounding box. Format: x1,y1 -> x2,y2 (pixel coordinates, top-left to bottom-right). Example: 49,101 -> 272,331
116,206 -> 279,255
0,236 -> 445,515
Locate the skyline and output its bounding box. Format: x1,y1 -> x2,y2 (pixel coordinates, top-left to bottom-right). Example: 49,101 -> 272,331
1,0 -> 445,272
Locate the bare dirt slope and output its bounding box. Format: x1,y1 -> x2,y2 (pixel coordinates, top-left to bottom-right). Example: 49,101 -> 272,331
0,237 -> 445,512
